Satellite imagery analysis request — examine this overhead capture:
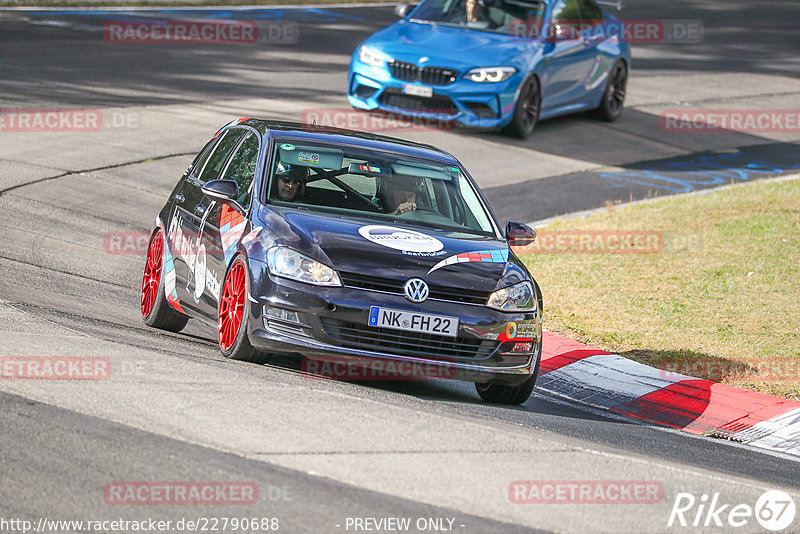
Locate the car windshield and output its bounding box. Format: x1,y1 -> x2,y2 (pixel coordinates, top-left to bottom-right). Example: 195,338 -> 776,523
411,0 -> 546,36
266,141 -> 497,237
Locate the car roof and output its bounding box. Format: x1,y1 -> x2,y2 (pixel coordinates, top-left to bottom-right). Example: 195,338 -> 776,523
236,119 -> 460,165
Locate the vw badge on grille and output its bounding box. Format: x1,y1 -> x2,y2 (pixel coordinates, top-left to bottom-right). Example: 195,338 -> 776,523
404,278 -> 429,303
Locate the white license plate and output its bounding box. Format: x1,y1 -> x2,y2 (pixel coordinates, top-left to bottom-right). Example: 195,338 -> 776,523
402,84 -> 433,98
368,306 -> 459,337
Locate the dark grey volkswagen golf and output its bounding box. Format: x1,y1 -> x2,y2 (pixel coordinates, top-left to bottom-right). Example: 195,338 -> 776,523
141,119 -> 542,404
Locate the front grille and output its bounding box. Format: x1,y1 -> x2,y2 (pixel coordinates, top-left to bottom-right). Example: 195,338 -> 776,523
321,319 -> 500,361
388,60 -> 419,82
388,61 -> 458,85
378,90 -> 458,116
339,272 -> 490,306
422,67 -> 458,85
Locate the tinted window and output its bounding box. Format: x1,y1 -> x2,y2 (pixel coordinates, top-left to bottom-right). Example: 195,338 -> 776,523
549,0 -> 583,37
267,142 -> 496,236
579,0 -> 603,23
550,0 -> 582,22
220,131 -> 260,207
197,129 -> 246,183
412,0 -> 545,35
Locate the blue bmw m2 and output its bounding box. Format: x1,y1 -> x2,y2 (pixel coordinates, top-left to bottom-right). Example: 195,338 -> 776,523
347,0 -> 630,137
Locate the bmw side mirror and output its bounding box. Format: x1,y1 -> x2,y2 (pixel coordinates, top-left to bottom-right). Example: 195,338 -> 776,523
505,221 -> 536,247
201,179 -> 239,202
395,3 -> 417,18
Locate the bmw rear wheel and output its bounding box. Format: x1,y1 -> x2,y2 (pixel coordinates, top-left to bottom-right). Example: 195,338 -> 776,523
505,76 -> 541,139
218,255 -> 270,364
141,229 -> 189,332
591,60 -> 627,122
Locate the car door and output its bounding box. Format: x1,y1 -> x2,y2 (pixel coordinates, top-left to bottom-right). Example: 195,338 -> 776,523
194,129 -> 261,319
173,127 -> 247,316
540,0 -> 597,112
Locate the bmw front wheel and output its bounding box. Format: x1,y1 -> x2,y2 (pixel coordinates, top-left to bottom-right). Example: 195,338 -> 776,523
505,76 -> 541,139
591,60 -> 627,122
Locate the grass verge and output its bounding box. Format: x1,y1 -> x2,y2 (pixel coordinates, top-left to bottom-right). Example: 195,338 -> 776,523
517,176 -> 800,400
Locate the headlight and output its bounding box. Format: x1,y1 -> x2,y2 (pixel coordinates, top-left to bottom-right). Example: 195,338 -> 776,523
267,247 -> 341,286
464,67 -> 517,83
486,281 -> 535,312
358,46 -> 391,67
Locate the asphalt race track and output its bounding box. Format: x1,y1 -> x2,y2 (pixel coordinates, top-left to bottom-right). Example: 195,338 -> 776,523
1,2 -> 799,533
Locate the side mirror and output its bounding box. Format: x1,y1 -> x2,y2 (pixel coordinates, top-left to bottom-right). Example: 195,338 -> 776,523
505,221 -> 536,247
395,3 -> 417,18
201,179 -> 239,202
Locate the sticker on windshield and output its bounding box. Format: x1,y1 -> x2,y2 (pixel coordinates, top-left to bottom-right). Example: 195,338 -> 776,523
358,225 -> 444,253
359,164 -> 381,173
280,143 -> 295,151
298,151 -> 320,164
427,249 -> 509,274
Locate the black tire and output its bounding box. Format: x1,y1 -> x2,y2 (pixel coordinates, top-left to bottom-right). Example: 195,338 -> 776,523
504,76 -> 541,139
590,60 -> 627,122
475,349 -> 541,405
218,255 -> 271,365
141,230 -> 189,333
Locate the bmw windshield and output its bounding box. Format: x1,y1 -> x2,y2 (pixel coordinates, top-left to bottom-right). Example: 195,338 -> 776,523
410,0 -> 545,35
266,141 -> 498,237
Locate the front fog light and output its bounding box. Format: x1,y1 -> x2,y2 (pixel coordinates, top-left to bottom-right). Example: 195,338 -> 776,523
264,306 -> 300,323
487,281 -> 534,312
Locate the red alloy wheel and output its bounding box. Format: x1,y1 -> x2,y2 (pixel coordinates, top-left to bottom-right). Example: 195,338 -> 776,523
219,260 -> 247,352
140,232 -> 164,318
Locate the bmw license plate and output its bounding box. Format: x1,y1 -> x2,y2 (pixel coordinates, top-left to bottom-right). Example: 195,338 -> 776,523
368,306 -> 459,337
402,84 -> 433,98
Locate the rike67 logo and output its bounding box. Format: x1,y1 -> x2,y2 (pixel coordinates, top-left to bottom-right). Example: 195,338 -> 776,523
668,490 -> 796,531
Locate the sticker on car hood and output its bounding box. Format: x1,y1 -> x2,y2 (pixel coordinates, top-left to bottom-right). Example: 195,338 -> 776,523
358,225 -> 444,253
427,249 -> 509,274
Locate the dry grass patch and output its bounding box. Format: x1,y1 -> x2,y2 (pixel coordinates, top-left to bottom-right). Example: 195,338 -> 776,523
518,177 -> 800,399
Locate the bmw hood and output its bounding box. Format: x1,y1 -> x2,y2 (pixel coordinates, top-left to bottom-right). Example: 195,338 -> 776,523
263,208 -> 528,293
364,20 -> 533,70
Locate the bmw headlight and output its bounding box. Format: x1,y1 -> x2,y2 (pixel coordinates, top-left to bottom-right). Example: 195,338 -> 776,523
464,67 -> 517,83
267,247 -> 341,286
487,281 -> 535,312
359,46 -> 391,67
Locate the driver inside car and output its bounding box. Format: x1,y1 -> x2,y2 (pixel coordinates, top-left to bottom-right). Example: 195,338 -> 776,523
380,175 -> 423,215
272,162 -> 309,202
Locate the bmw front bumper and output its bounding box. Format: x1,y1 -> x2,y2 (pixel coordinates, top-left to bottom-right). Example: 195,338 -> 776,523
347,60 -> 523,131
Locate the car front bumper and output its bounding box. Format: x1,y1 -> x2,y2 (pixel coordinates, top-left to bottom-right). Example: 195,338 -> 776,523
347,61 -> 523,130
246,260 -> 541,386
